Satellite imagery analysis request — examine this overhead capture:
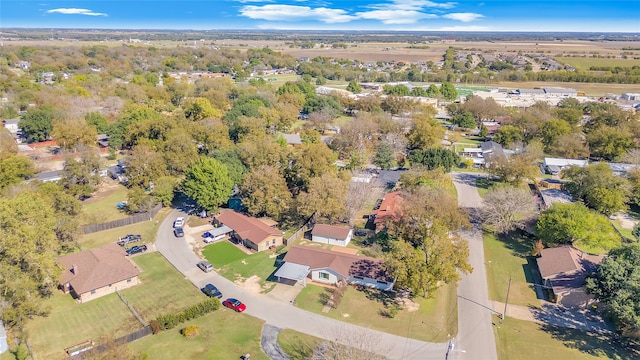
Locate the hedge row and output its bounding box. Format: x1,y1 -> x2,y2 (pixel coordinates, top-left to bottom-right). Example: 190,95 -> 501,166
155,298 -> 221,330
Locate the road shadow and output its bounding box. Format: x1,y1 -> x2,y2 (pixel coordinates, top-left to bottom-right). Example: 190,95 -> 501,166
538,323 -> 639,359
458,295 -> 501,315
528,304 -> 613,333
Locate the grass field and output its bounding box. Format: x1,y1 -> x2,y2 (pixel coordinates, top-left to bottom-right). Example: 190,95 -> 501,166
295,283 -> 457,342
278,329 -> 323,360
494,316 -> 639,360
202,241 -> 249,268
555,57 -> 640,71
493,80 -> 640,96
78,207 -> 170,250
24,252 -> 203,359
484,231 -> 542,307
80,185 -> 130,225
128,307 -> 269,360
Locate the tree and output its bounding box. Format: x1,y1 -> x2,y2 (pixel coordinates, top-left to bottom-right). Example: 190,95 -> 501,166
425,84 -> 441,98
486,152 -> 539,185
123,145 -> 168,189
540,119 -> 571,151
407,112 -> 444,150
59,151 -> 102,198
126,187 -> 154,213
182,156 -> 233,212
493,125 -> 523,147
548,134 -> 589,159
240,165 -> 291,220
562,163 -> 629,215
212,148 -> 247,187
0,191 -> 60,328
0,127 -> 18,156
36,182 -> 82,251
296,173 -> 348,223
632,223 -> 640,241
286,142 -> 337,190
372,142 -> 396,170
152,176 -> 180,206
587,126 -> 635,161
51,118 -> 98,152
628,169 -> 640,207
85,112 -> 110,133
185,97 -> 222,121
346,80 -> 362,94
481,187 -> 538,233
409,148 -> 460,172
535,203 -> 621,253
586,244 -> 640,333
19,106 -> 55,143
0,155 -> 35,189
440,82 -> 458,100
451,111 -> 476,129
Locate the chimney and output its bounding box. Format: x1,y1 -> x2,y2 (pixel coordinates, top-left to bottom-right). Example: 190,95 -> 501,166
72,264 -> 78,275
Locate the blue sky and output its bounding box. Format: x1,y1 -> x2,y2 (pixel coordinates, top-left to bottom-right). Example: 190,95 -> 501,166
1,1 -> 639,32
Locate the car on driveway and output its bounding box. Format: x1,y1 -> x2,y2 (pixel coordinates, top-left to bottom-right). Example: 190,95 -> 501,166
126,245 -> 147,256
173,217 -> 185,228
223,298 -> 246,312
197,260 -> 213,273
201,283 -> 223,298
117,234 -> 142,246
174,227 -> 184,237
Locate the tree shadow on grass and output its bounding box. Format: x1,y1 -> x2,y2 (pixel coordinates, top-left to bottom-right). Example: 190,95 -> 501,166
359,287 -> 396,308
539,323 -> 639,360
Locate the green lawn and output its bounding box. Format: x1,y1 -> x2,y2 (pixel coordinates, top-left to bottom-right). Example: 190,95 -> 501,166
295,284 -> 457,342
484,231 -> 541,307
24,253 -> 203,359
278,329 -> 323,360
78,207 -> 170,250
554,57 -> 640,71
495,316 -> 639,360
611,220 -> 635,242
203,241 -> 281,292
128,309 -> 268,360
80,185 -> 130,225
474,177 -> 501,198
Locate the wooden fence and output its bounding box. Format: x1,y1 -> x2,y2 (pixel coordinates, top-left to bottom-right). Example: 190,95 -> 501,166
82,204 -> 162,234
69,326 -> 152,359
284,213 -> 316,245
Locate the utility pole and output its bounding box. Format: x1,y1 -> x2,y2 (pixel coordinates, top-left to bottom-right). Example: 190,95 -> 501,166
500,277 -> 512,324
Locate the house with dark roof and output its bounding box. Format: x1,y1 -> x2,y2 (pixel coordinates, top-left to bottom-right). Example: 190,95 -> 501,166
371,191 -> 403,231
311,224 -> 353,247
536,246 -> 603,307
57,243 -> 141,303
214,211 -> 283,252
276,245 -> 394,291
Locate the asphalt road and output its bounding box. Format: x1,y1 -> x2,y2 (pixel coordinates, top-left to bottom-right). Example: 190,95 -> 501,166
451,172 -> 498,360
156,210 -> 449,360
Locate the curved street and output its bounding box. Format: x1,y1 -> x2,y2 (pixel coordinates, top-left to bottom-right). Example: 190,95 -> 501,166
156,210 -> 448,360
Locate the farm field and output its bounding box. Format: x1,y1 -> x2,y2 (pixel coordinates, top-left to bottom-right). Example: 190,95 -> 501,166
492,80 -> 640,95
554,57 -> 640,71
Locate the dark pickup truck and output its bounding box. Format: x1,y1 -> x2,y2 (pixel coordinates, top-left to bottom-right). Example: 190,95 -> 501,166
125,245 -> 148,256
117,234 -> 142,246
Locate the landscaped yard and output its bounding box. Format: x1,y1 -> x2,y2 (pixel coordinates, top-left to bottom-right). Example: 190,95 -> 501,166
128,309 -> 268,360
78,207 -> 170,250
295,283 -> 457,342
278,329 -> 323,360
24,253 -> 203,359
80,184 -> 130,225
494,316 -> 639,360
484,231 -> 542,307
202,241 -> 281,292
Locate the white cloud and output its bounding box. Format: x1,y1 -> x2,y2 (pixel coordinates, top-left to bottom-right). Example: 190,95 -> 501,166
369,0 -> 457,11
356,10 -> 437,24
240,5 -> 355,23
443,12 -> 483,22
46,8 -> 107,16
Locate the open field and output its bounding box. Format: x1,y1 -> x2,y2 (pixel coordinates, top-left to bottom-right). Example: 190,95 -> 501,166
128,308 -> 268,360
494,316 -> 639,360
80,184 -> 130,225
295,283 -> 457,342
484,232 -> 542,308
24,252 -> 202,359
554,57 -> 640,71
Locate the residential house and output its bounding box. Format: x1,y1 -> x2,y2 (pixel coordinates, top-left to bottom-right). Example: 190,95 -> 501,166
543,158 -> 588,175
281,133 -> 302,146
604,162 -> 638,177
214,211 -> 283,252
96,134 -> 110,148
276,245 -> 395,291
481,141 -> 505,161
536,246 -> 603,307
35,170 -> 63,183
57,243 -> 141,303
371,191 -> 403,231
311,224 -> 353,247
621,93 -> 640,101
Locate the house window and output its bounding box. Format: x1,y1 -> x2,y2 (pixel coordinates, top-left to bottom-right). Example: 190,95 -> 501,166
90,290 -> 96,295
272,239 -> 276,244
319,272 -> 329,280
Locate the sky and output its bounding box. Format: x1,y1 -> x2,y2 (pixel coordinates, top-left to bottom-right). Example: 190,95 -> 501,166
1,1 -> 639,32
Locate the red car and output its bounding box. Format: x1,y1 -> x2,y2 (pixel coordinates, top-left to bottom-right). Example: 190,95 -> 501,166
223,298 -> 246,312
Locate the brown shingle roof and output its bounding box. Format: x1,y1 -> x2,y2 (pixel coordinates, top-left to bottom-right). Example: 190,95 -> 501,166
283,245 -> 393,282
57,243 -> 140,295
216,211 -> 281,245
536,246 -> 604,279
311,224 -> 352,240
373,191 -> 403,226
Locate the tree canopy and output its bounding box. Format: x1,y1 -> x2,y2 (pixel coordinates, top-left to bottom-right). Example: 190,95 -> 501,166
562,163 -> 629,215
182,156 -> 234,212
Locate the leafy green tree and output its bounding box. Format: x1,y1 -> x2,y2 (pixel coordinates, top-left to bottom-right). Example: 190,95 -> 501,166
36,182 -> 82,251
126,187 -> 154,213
535,203 -> 621,253
85,112 -> 110,133
586,244 -> 640,333
152,176 -> 180,206
439,82 -> 458,100
540,119 -> 571,151
212,148 -> 247,186
632,223 -> 640,241
240,165 -> 291,220
451,111 -> 476,129
493,125 -> 523,147
425,84 -> 441,98
296,173 -> 348,223
562,163 -> 629,215
59,151 -> 102,199
286,142 -> 337,190
409,148 -> 460,172
183,156 -> 233,212
407,112 -> 445,150
373,142 -> 396,170
184,97 -> 222,121
303,95 -> 342,115
628,169 -> 640,207
587,126 -> 635,161
162,129 -> 198,175
123,145 -> 168,189
0,155 -> 35,189
19,106 -> 55,143
486,152 -> 539,185
346,80 -> 362,94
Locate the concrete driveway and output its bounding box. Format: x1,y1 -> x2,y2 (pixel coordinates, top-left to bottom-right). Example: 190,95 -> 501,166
156,209 -> 448,360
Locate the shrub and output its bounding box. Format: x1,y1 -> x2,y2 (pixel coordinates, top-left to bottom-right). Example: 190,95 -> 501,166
155,298 -> 220,330
12,344 -> 29,360
149,320 -> 162,335
181,325 -> 200,338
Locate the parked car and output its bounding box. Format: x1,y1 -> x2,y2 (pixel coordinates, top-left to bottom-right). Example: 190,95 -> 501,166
117,234 -> 142,246
201,284 -> 223,299
223,298 -> 246,312
203,232 -> 225,244
116,201 -> 127,210
173,217 -> 185,228
125,245 -> 147,256
174,227 -> 184,238
197,261 -> 213,273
